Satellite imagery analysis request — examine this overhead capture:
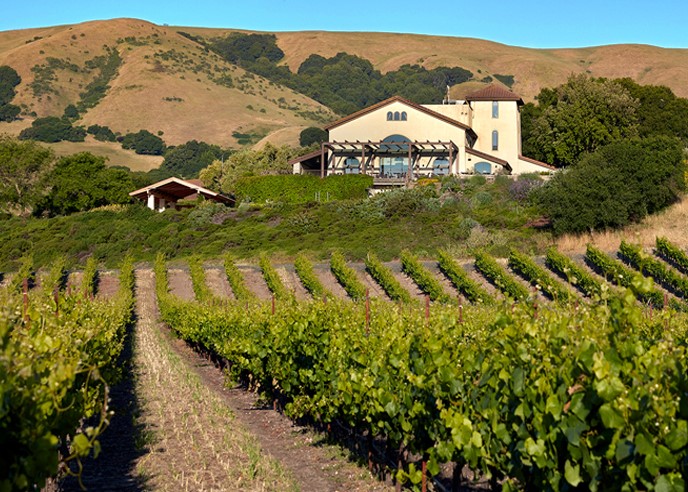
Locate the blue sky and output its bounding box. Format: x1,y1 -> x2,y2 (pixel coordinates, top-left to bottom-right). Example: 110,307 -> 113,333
2,0 -> 686,49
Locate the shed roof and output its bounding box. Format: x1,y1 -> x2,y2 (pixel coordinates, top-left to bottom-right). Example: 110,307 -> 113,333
129,177 -> 233,205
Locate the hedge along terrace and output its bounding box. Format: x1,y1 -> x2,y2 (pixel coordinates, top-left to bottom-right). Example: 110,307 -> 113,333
234,174 -> 373,204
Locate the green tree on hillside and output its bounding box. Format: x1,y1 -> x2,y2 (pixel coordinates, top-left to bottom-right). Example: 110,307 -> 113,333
299,127 -> 327,147
615,78 -> 688,144
0,136 -> 55,215
0,65 -> 22,122
160,140 -> 227,178
523,74 -> 639,166
199,142 -> 299,194
536,136 -> 685,234
19,116 -> 86,143
35,152 -> 134,216
121,130 -> 166,155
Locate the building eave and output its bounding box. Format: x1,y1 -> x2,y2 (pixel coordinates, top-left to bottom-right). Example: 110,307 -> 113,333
324,95 -> 474,133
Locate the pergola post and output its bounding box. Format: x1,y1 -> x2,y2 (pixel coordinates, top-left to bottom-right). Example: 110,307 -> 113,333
147,191 -> 156,211
320,143 -> 325,178
449,145 -> 455,175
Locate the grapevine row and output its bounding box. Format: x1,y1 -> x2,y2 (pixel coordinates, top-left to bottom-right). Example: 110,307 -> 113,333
364,252 -> 412,303
156,270 -> 688,491
1,256 -> 135,491
474,251 -> 530,301
655,236 -> 688,276
508,249 -> 574,302
437,250 -> 493,304
619,241 -> 688,299
545,247 -> 603,298
400,250 -> 450,303
330,251 -> 367,301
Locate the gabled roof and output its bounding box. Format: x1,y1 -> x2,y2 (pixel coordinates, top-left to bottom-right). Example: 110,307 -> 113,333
288,149 -> 321,166
466,148 -> 512,172
518,154 -> 557,171
129,176 -> 233,204
465,84 -> 524,105
324,95 -> 476,137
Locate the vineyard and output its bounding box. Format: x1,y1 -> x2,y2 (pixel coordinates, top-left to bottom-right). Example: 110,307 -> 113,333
2,238 -> 688,491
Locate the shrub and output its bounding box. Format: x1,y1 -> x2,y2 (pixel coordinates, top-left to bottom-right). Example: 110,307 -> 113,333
234,174 -> 372,204
19,117 -> 86,143
537,136 -> 686,235
121,130 -> 165,155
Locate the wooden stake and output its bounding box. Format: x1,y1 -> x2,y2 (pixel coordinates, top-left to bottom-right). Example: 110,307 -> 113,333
425,295 -> 430,322
421,459 -> 427,492
22,278 -> 29,322
365,289 -> 370,335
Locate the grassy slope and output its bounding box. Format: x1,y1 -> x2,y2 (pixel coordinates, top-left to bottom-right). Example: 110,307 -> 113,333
179,27 -> 688,101
0,19 -> 334,148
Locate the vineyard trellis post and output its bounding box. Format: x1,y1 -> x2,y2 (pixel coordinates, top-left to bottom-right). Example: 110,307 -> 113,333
23,278 -> 29,322
365,288 -> 370,335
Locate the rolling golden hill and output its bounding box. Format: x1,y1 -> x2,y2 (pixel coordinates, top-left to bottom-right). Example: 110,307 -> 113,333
0,19 -> 334,150
1,17 -> 687,161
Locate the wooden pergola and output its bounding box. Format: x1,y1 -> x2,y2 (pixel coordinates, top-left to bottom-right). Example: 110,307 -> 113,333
319,140 -> 459,181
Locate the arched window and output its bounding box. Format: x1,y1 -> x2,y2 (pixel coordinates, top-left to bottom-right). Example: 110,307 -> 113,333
474,161 -> 492,175
380,134 -> 410,177
344,157 -> 360,174
394,111 -> 400,121
401,111 -> 407,121
387,111 -> 393,121
433,158 -> 450,175
492,130 -> 499,151
492,101 -> 499,118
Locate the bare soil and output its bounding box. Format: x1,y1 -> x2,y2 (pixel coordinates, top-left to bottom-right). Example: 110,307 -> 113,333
204,266 -> 235,300
167,268 -> 195,301
276,264 -> 311,301
385,262 -> 426,302
236,264 -> 272,301
96,271 -> 120,300
312,263 -> 350,300
348,263 -> 390,300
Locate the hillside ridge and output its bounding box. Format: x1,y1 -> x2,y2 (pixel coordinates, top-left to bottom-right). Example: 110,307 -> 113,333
1,18 -> 686,155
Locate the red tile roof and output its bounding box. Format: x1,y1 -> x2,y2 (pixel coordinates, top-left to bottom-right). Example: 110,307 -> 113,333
465,84 -> 523,104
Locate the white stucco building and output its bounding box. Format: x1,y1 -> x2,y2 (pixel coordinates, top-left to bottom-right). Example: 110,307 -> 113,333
290,85 -> 553,181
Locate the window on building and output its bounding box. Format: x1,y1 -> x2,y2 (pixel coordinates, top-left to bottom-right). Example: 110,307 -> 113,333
401,111 -> 407,121
492,130 -> 499,151
387,111 -> 393,121
492,101 -> 499,118
433,158 -> 450,175
394,111 -> 400,121
474,161 -> 492,174
344,157 -> 360,174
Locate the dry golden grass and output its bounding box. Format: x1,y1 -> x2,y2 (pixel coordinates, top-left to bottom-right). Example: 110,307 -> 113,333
0,19 -> 333,148
555,198 -> 688,254
1,18 -> 687,150
43,137 -> 163,171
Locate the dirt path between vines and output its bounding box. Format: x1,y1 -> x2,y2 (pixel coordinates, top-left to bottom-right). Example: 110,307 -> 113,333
132,269 -> 393,492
